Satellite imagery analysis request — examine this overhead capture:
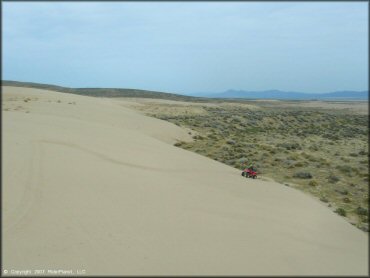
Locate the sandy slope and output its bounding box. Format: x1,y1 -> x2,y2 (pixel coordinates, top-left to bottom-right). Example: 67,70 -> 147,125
2,86 -> 368,275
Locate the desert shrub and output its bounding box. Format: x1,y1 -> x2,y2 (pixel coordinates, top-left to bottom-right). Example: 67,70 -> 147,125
244,143 -> 256,148
335,208 -> 347,216
301,152 -> 317,162
359,171 -> 369,178
335,189 -> 348,195
343,197 -> 351,203
192,135 -> 204,140
294,161 -> 305,167
260,152 -> 270,158
361,217 -> 369,224
226,139 -> 236,145
309,144 -> 319,151
356,207 -> 368,216
358,150 -> 367,155
282,159 -> 295,168
259,144 -> 273,151
340,156 -> 350,162
208,134 -> 217,140
293,171 -> 313,179
364,195 -> 369,203
174,142 -> 183,147
336,165 -> 352,174
289,153 -> 301,161
309,180 -> 318,186
327,175 -> 340,183
322,133 -> 339,140
277,142 -> 301,150
221,145 -> 230,150
320,196 -> 329,203
238,157 -> 249,164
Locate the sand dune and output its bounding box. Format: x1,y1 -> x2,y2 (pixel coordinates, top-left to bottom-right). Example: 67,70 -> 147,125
2,86 -> 368,275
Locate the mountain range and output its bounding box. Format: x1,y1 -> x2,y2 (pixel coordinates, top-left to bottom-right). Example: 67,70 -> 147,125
191,89 -> 368,100
2,80 -> 368,100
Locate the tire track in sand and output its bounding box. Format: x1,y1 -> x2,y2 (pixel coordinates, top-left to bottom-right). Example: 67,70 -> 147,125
39,139 -> 189,172
4,141 -> 45,234
4,139 -> 216,233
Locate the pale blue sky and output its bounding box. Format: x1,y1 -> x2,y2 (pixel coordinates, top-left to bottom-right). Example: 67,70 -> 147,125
3,2 -> 368,94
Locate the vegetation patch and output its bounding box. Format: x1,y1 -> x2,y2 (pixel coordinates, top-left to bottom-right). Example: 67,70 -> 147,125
138,99 -> 369,231
335,208 -> 347,217
293,171 -> 313,179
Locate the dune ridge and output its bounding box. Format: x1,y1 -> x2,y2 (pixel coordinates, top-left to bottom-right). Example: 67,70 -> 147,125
3,86 -> 368,275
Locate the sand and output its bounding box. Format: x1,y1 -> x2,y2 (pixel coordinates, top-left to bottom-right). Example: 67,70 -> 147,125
2,86 -> 368,275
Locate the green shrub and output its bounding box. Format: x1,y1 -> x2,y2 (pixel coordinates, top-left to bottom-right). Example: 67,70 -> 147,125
336,165 -> 352,174
335,208 -> 347,216
358,150 -> 367,155
293,171 -> 313,179
309,144 -> 319,151
277,142 -> 302,150
335,189 -> 348,195
226,139 -> 236,145
208,134 -> 217,140
361,216 -> 368,224
309,180 -> 318,186
294,161 -> 305,167
327,175 -> 340,183
238,157 -> 249,164
356,207 -> 368,216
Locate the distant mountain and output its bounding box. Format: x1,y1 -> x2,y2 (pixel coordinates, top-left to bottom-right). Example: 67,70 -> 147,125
199,89 -> 368,100
319,91 -> 369,99
3,80 -> 368,101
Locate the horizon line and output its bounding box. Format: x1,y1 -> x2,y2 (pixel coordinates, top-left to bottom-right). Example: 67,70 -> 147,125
2,79 -> 368,96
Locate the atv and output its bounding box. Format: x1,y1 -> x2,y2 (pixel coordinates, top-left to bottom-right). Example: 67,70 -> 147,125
241,168 -> 257,179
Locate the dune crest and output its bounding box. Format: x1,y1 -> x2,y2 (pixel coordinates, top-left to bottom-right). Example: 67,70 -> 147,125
3,86 -> 368,275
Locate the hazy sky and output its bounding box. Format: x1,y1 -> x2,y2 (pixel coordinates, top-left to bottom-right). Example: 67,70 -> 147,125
3,2 -> 368,94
